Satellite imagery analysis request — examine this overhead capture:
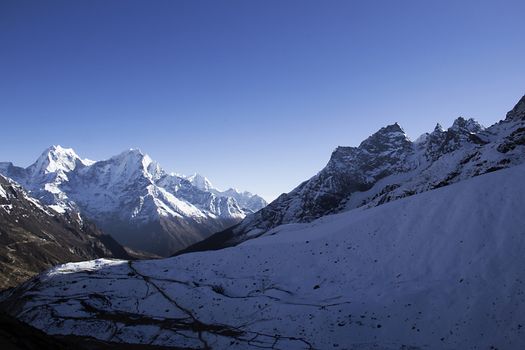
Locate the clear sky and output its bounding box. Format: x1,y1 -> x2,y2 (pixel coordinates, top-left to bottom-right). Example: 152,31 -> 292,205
1,0 -> 524,201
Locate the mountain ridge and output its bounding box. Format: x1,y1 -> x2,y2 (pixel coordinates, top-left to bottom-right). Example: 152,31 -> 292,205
182,94 -> 525,253
0,148 -> 267,256
0,174 -> 131,289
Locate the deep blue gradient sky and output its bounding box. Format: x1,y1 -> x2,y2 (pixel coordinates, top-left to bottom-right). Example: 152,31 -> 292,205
1,0 -> 524,200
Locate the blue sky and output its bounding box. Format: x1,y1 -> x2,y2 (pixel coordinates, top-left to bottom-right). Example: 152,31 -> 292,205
1,0 -> 524,201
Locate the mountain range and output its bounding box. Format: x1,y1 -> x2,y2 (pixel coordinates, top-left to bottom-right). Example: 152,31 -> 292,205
0,149 -> 267,256
184,95 -> 525,253
1,94 -> 524,349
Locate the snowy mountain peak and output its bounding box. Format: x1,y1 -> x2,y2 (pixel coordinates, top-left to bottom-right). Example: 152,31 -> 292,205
219,187 -> 267,214
506,94 -> 525,121
450,117 -> 484,134
368,122 -> 407,139
109,149 -> 145,172
187,173 -> 214,191
223,187 -> 248,196
29,145 -> 85,176
112,148 -> 146,162
358,123 -> 411,154
422,118 -> 485,162
392,121 -> 404,131
377,122 -> 405,134
108,148 -> 164,180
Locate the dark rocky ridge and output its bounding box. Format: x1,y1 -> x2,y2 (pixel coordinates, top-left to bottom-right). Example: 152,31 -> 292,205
0,175 -> 131,290
506,94 -> 525,121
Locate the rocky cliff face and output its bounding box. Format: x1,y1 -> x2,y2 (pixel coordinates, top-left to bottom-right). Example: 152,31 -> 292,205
246,123 -> 413,228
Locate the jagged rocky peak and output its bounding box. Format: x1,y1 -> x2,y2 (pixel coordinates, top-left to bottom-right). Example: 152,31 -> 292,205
327,123 -> 412,171
433,123 -> 444,133
422,117 -> 486,162
358,122 -> 412,153
414,124 -> 444,149
326,146 -> 359,170
450,116 -> 485,134
424,124 -> 446,151
506,94 -> 525,121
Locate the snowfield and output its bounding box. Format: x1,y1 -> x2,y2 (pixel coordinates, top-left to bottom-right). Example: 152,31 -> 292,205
4,163 -> 525,349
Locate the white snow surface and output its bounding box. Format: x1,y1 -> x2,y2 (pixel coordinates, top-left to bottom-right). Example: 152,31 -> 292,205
7,164 -> 525,349
0,184 -> 7,199
29,145 -> 87,175
187,173 -> 214,191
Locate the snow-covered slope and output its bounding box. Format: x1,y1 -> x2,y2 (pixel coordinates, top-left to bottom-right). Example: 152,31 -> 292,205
0,148 -> 266,256
187,95 -> 525,251
4,163 -> 525,349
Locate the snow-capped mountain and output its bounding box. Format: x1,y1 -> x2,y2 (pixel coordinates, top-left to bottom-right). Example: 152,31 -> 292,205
218,188 -> 268,214
0,148 -> 267,256
0,174 -> 130,289
187,173 -> 214,191
3,162 -> 525,349
186,95 -> 525,251
187,173 -> 267,214
0,145 -> 93,214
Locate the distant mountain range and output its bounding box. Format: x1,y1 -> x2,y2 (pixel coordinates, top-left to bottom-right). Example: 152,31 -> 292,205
0,148 -> 266,256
